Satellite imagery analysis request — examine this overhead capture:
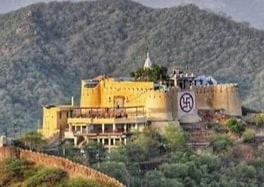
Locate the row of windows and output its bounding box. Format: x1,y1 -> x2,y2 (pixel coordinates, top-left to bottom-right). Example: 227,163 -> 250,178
96,138 -> 125,146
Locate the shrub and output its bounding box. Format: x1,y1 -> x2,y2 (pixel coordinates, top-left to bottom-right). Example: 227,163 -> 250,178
159,163 -> 189,178
242,129 -> 256,142
23,168 -> 68,187
226,118 -> 245,135
254,114 -> 264,126
143,170 -> 166,187
65,178 -> 109,187
0,158 -> 34,186
164,124 -> 187,151
212,135 -> 233,153
2,158 -> 32,178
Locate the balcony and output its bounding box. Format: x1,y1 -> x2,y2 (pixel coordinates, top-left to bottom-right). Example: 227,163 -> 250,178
67,106 -> 147,124
70,106 -> 144,118
71,129 -> 126,137
66,123 -> 136,137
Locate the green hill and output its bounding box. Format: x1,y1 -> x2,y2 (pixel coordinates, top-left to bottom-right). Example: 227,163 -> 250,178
0,0 -> 263,133
0,158 -> 111,187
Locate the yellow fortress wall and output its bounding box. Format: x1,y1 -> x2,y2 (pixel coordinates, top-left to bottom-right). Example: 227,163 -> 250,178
145,90 -> 174,121
80,77 -> 179,123
41,106 -> 71,138
80,80 -> 101,107
191,84 -> 242,116
80,78 -> 154,108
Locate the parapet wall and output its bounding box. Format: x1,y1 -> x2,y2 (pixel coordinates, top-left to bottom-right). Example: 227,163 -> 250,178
191,84 -> 242,116
0,147 -> 124,187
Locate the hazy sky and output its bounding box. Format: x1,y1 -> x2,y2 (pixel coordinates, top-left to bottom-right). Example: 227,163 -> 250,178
1,0 -> 264,29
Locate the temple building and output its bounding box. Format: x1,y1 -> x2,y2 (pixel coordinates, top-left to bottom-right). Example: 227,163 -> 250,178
39,53 -> 242,149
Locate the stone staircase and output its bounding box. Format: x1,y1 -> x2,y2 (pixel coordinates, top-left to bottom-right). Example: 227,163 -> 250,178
181,122 -> 211,149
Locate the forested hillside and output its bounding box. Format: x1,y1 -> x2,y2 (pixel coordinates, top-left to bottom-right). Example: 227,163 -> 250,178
0,0 -> 264,133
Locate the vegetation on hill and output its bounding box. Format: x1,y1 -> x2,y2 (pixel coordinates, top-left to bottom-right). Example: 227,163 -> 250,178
56,124 -> 264,187
8,115 -> 264,186
0,0 -> 264,132
0,158 -> 110,187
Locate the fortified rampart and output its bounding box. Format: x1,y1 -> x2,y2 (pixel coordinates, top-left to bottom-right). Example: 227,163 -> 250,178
81,81 -> 101,107
81,78 -> 154,108
0,147 -> 125,187
145,88 -> 179,121
191,84 -> 242,116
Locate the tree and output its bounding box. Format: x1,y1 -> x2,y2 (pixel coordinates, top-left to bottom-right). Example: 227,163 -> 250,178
159,163 -> 189,178
142,170 -> 166,187
130,64 -> 168,82
97,161 -> 131,186
20,131 -> 46,151
163,124 -> 186,151
125,127 -> 163,162
83,141 -> 106,165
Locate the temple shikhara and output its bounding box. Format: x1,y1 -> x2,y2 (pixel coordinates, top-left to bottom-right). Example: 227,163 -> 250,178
39,52 -> 242,149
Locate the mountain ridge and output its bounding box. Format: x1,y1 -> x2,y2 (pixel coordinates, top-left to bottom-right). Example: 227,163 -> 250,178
0,0 -> 263,133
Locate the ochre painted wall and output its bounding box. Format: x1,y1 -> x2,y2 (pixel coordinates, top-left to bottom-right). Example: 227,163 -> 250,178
191,84 -> 242,116
145,90 -> 174,121
41,106 -> 71,138
80,78 -> 180,122
80,78 -> 154,108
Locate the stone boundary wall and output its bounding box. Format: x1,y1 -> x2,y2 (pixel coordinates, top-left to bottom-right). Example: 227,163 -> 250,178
0,147 -> 125,187
0,147 -> 18,160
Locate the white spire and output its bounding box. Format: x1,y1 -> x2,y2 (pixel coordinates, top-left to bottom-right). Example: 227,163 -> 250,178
144,51 -> 152,69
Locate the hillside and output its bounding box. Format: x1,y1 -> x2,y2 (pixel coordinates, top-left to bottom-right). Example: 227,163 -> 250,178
134,0 -> 264,29
0,157 -> 115,187
0,0 -> 264,133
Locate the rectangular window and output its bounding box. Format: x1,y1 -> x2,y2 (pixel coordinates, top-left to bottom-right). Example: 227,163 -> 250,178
116,138 -> 120,145
104,139 -> 109,145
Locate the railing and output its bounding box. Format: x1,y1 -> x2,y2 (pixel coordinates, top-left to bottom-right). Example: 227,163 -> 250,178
69,106 -> 145,119
74,132 -> 125,137
72,129 -> 126,136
